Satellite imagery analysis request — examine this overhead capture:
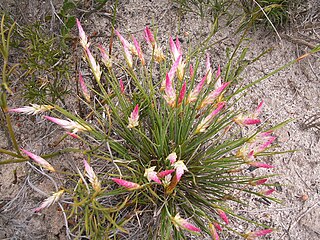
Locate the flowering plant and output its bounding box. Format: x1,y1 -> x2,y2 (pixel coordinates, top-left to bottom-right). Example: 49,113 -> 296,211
6,20 -> 297,239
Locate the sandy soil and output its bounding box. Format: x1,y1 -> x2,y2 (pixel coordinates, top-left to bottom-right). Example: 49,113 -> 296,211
0,0 -> 319,239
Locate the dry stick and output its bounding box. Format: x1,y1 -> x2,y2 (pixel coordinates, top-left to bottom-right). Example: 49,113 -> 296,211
280,34 -> 317,49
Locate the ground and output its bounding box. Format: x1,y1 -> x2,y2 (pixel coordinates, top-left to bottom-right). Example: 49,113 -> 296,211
0,0 -> 319,239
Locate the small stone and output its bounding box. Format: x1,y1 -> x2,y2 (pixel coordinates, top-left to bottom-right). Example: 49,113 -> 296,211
300,194 -> 309,202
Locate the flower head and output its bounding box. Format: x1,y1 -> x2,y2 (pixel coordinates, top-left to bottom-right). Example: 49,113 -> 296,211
128,104 -> 139,128
132,34 -> 145,65
144,26 -> 156,47
169,37 -> 185,80
237,131 -> 276,161
234,101 -> 264,126
206,53 -> 213,84
196,102 -> 225,133
248,162 -> 275,169
245,229 -> 273,240
189,64 -> 194,79
83,160 -> 101,192
171,213 -> 201,232
144,166 -> 161,184
85,47 -> 102,82
143,26 -> 164,63
198,82 -> 230,109
187,73 -> 207,104
214,65 -> 221,89
173,160 -> 188,182
217,209 -> 229,224
169,36 -> 182,60
260,188 -> 275,196
79,72 -> 90,102
44,116 -> 91,133
76,18 -> 89,49
250,178 -> 268,186
167,152 -> 177,165
177,81 -> 187,106
158,169 -> 175,178
21,149 -> 55,172
161,55 -> 181,90
112,178 -> 141,191
164,73 -> 176,107
34,190 -> 64,213
8,104 -> 54,115
119,79 -> 125,94
209,223 -> 220,240
115,30 -> 137,55
98,44 -> 112,68
154,46 -> 165,63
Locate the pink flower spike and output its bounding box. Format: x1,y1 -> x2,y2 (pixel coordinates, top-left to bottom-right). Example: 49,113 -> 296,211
76,18 -> 89,49
167,152 -> 177,165
261,188 -> 275,196
209,223 -> 220,240
128,104 -> 139,128
217,209 -> 229,224
21,149 -> 55,172
83,160 -> 101,192
216,65 -> 221,79
111,178 -> 141,191
213,222 -> 223,231
245,229 -> 273,240
144,166 -> 161,184
198,82 -> 230,109
206,53 -> 213,84
124,44 -> 133,68
164,73 -> 176,107
85,47 -> 102,82
34,190 -> 64,213
144,26 -> 155,47
173,160 -> 188,182
8,104 -> 54,115
257,135 -> 277,152
132,35 -> 145,65
98,44 -> 112,68
255,100 -> 264,116
178,81 -> 187,106
119,79 -> 125,94
234,101 -> 264,126
171,213 -> 201,232
196,102 -> 226,133
189,64 -> 194,79
115,30 -> 137,55
242,118 -> 261,125
187,73 -> 208,104
44,116 -> 90,132
66,132 -> 79,139
251,178 -> 268,186
158,169 -> 175,178
249,162 -> 275,169
79,72 -> 90,102
169,36 -> 182,61
214,65 -> 222,89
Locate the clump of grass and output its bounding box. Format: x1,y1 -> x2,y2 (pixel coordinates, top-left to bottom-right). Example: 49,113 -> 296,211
174,0 -> 289,30
15,21 -> 71,104
240,0 -> 289,28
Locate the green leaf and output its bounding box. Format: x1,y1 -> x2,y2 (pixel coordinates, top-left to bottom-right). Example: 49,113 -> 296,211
65,16 -> 76,29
